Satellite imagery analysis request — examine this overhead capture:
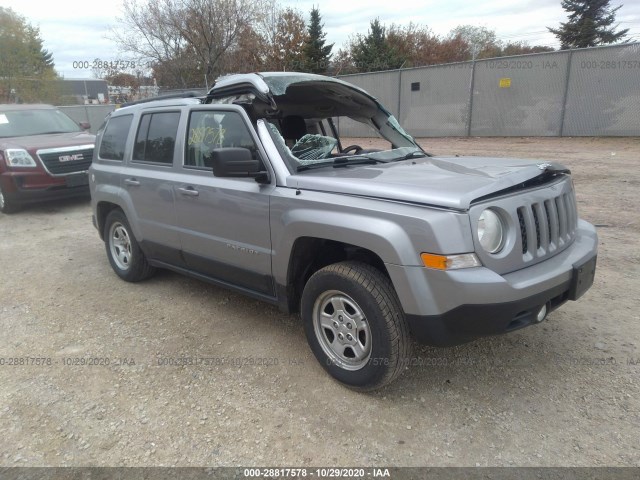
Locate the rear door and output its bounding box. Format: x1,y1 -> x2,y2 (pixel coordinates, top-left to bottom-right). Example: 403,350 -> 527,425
172,105 -> 275,295
123,109 -> 183,264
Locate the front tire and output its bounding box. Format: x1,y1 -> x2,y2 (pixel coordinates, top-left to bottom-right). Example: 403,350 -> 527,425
104,209 -> 155,282
0,185 -> 19,214
301,261 -> 411,391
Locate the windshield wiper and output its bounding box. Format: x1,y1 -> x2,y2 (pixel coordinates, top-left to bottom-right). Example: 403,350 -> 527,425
397,150 -> 429,161
296,156 -> 387,172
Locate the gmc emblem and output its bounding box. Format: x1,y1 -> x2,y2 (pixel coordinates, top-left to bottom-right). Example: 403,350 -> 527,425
59,153 -> 84,162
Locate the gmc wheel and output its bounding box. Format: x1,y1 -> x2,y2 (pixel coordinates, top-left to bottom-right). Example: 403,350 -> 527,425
0,185 -> 18,214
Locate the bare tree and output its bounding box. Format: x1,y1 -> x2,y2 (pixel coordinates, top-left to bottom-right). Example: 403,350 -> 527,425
166,0 -> 258,87
111,1 -> 189,87
112,0 -> 259,89
252,1 -> 306,71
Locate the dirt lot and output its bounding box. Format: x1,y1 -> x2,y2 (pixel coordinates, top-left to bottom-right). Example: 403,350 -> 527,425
0,137 -> 639,467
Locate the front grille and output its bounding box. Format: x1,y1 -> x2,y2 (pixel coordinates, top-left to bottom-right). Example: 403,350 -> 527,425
471,176 -> 578,275
517,191 -> 578,259
37,146 -> 93,175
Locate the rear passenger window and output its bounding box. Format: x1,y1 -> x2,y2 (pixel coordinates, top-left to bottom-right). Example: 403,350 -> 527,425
133,112 -> 180,165
186,110 -> 258,169
99,115 -> 132,161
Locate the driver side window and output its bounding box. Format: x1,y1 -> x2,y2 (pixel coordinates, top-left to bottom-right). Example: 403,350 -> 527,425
185,110 -> 259,169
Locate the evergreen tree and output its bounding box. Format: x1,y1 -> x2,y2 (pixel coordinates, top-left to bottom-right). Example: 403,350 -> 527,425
0,7 -> 60,102
351,18 -> 405,72
302,7 -> 333,73
548,0 -> 629,49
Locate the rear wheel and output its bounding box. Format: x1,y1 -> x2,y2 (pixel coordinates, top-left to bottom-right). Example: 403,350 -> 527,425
104,209 -> 155,282
301,261 -> 411,391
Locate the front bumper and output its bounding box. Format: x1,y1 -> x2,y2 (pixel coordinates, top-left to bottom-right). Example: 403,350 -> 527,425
1,171 -> 89,206
386,220 -> 598,346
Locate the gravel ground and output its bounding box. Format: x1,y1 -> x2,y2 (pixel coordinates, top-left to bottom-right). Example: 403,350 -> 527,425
0,136 -> 638,467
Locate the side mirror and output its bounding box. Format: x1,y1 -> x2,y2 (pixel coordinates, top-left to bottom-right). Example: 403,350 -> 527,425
211,148 -> 262,178
79,122 -> 91,130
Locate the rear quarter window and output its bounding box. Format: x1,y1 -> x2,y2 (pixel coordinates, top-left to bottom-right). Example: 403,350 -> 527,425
99,115 -> 133,161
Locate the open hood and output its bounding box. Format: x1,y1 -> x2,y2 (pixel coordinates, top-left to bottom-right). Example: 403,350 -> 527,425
207,72 -> 385,120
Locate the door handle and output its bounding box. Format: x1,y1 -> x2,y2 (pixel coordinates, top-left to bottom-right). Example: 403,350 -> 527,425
124,178 -> 140,186
178,186 -> 199,197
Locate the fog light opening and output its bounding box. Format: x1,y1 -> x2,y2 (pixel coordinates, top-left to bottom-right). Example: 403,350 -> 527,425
536,304 -> 548,323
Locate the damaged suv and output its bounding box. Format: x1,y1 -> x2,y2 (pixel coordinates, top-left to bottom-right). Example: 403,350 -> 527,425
90,72 -> 597,390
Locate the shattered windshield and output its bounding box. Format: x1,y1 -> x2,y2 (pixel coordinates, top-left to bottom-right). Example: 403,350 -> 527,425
266,123 -> 337,168
265,114 -> 424,173
291,134 -> 338,160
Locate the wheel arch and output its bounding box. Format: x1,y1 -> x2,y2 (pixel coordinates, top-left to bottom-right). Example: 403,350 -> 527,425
96,199 -> 142,241
96,201 -> 121,240
280,236 -> 392,314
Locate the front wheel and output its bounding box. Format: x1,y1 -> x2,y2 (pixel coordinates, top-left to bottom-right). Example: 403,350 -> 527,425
301,261 -> 411,391
104,209 -> 156,282
0,185 -> 19,214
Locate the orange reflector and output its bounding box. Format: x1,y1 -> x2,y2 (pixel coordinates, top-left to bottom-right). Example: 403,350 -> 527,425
421,253 -> 448,270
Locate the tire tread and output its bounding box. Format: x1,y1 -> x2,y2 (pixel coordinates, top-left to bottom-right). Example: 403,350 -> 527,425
306,261 -> 411,391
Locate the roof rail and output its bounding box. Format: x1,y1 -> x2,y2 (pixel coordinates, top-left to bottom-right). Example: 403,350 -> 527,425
121,91 -> 205,107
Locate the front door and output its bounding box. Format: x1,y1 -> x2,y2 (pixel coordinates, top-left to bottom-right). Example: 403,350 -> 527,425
172,105 -> 274,295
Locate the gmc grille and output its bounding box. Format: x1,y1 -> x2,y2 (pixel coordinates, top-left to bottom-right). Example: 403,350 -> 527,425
37,146 -> 94,176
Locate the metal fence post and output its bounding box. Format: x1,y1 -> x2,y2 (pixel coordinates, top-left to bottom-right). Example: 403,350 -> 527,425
397,69 -> 403,121
466,60 -> 477,137
559,49 -> 574,137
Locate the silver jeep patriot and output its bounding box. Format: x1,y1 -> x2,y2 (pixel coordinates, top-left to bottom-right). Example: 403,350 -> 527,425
90,72 -> 598,390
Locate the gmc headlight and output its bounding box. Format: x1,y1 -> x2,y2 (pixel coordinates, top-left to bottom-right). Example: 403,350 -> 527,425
5,149 -> 37,167
477,208 -> 505,253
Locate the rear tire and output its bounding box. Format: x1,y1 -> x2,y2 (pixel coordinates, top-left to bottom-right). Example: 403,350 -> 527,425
301,261 -> 411,391
104,209 -> 156,282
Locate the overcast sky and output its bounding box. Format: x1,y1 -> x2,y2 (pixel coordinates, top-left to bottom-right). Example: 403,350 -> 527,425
2,0 -> 639,79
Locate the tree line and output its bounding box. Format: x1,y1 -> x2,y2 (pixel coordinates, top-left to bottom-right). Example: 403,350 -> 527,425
105,0 -> 632,88
108,0 -> 561,88
0,0 -> 631,102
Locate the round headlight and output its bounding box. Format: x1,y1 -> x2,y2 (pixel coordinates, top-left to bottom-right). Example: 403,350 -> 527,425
477,209 -> 504,253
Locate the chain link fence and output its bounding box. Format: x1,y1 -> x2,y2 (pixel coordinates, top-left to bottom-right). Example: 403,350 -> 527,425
56,44 -> 639,138
338,42 -> 640,137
